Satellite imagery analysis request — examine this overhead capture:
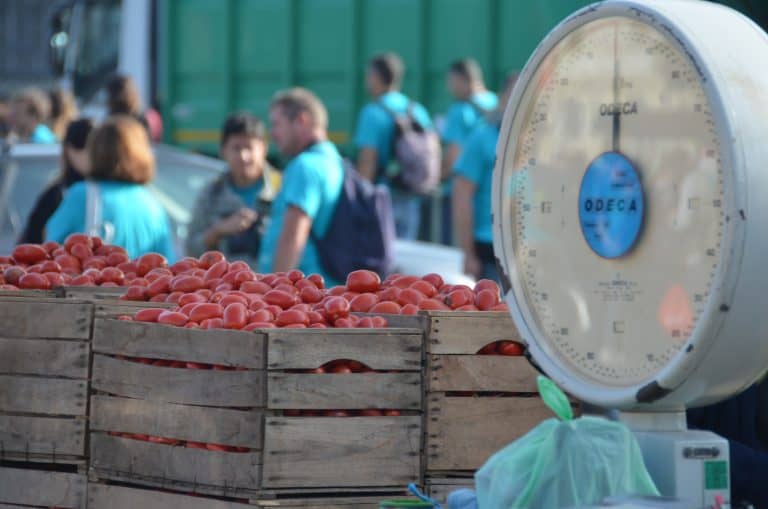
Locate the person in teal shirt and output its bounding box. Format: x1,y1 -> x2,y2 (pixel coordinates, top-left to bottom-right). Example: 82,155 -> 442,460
439,59 -> 498,245
259,88 -> 343,286
46,116 -> 175,261
186,112 -> 280,268
453,73 -> 517,282
354,52 -> 433,240
10,88 -> 57,143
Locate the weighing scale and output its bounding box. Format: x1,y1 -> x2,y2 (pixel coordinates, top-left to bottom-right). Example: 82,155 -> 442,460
492,0 -> 768,506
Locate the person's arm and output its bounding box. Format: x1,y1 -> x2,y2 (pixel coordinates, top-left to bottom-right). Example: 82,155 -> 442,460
272,206 -> 312,273
20,185 -> 61,244
453,176 -> 481,279
357,148 -> 379,182
44,185 -> 82,243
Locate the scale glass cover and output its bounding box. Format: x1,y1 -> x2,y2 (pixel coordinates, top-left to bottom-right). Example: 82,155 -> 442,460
493,0 -> 768,411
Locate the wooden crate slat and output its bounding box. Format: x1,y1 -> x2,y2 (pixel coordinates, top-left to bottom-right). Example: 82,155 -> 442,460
94,300 -> 174,317
262,416 -> 421,488
0,466 -> 86,508
90,433 -> 261,493
268,373 -> 421,410
0,338 -> 88,378
88,483 -> 253,509
92,354 -> 265,407
428,355 -> 538,392
59,286 -> 126,300
255,496 -> 399,508
90,395 -> 262,447
426,394 -> 551,471
93,319 -> 264,368
0,375 -> 86,415
425,312 -> 520,354
0,299 -> 92,339
267,330 -> 422,370
0,414 -> 84,458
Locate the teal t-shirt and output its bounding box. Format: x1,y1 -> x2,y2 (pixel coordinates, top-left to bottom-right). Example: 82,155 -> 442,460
30,124 -> 57,144
453,121 -> 499,243
45,180 -> 176,260
229,178 -> 264,206
258,142 -> 344,284
442,90 -> 498,146
354,91 -> 433,171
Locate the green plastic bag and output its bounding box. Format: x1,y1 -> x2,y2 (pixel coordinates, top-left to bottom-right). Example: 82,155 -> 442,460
474,376 -> 659,508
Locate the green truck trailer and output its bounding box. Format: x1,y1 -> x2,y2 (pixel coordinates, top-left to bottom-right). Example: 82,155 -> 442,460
42,0 -> 768,155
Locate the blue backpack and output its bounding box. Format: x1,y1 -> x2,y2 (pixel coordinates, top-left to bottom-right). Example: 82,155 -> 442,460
311,160 -> 395,281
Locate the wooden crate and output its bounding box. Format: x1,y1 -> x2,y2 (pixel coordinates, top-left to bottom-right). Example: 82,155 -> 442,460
262,328 -> 424,490
57,285 -> 127,300
88,483 -> 252,509
426,477 -> 474,506
0,465 -> 87,508
93,299 -> 175,318
0,298 -> 92,464
89,318 -> 266,496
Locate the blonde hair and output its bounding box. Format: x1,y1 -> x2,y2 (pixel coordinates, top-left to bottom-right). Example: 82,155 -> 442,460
89,115 -> 154,184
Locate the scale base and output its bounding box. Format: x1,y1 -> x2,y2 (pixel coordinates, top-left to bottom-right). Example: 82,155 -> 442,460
631,426 -> 730,508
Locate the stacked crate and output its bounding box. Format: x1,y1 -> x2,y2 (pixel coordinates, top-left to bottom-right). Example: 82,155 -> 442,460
0,297 -> 92,508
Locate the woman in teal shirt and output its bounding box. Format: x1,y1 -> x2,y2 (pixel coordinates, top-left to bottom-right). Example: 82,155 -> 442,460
46,116 -> 175,260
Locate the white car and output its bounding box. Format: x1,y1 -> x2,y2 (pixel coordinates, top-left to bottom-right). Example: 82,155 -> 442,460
0,141 -> 472,285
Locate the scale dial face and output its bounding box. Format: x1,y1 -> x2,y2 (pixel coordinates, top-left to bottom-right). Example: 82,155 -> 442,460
498,15 -> 725,388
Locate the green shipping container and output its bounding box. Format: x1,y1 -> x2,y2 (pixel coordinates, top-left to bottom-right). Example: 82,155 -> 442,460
158,0 -> 767,156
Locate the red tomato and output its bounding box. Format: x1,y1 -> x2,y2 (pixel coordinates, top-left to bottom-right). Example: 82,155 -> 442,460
201,317 -> 224,329
475,289 -> 501,310
293,278 -> 315,291
475,279 -> 501,295
63,233 -> 92,251
307,273 -> 325,289
55,254 -> 80,271
157,310 -> 188,327
134,308 -> 166,323
491,303 -> 509,311
165,291 -> 184,304
149,293 -> 169,302
148,436 -> 181,446
38,260 -> 61,273
203,260 -> 229,281
333,318 -> 354,328
90,236 -> 103,250
346,270 -> 381,293
69,242 -> 93,262
196,289 -> 212,300
456,304 -> 479,311
400,303 -> 419,315
137,253 -> 167,276
244,322 -> 277,330
324,296 -> 350,322
274,283 -> 299,295
214,283 -> 234,293
446,289 -> 474,309
26,264 -> 43,274
392,275 -> 420,289
383,410 -> 401,416
349,293 -> 379,312
269,276 -> 293,288
378,287 -> 401,302
41,240 -> 60,254
287,269 -> 304,282
240,280 -> 272,294
327,285 -> 346,296
282,323 -> 307,328
360,409 -> 383,416
422,273 -> 444,290
290,302 -> 312,313
218,294 -> 248,308
410,280 -> 438,298
371,316 -> 388,328
307,310 -> 326,325
249,309 -> 274,323
205,443 -> 235,452
275,309 -> 310,327
18,273 -> 51,290
144,268 -> 173,283
369,301 -> 402,315
145,275 -> 172,298
264,290 -> 298,309
100,267 -> 125,286
497,341 -> 524,356
186,441 -> 208,450
185,362 -> 211,370
178,292 -> 206,307
169,275 -> 205,293
397,288 -> 424,306
325,410 -> 350,417
419,298 -> 451,311
43,272 -> 65,288
476,342 -> 499,355
122,285 -> 146,301
342,291 -> 360,301
0,284 -> 18,290
198,251 -> 226,270
106,252 -> 130,267
3,266 -> 25,285
233,270 -> 256,286
189,303 -> 224,323
82,256 -> 108,270
69,274 -> 95,287
130,277 -> 149,288
298,285 -> 323,304
223,303 -> 248,329
357,317 -> 375,328
117,261 -> 139,275
169,260 -> 197,275
228,261 -> 250,273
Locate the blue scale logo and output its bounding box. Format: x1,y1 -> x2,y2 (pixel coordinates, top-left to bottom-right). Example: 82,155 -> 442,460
578,152 -> 645,259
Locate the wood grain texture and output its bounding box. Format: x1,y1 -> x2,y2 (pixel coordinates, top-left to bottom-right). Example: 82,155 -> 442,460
267,329 -> 422,370
90,395 -> 262,447
92,354 -> 265,407
425,394 -> 551,471
93,319 -> 264,368
0,338 -> 89,378
262,416 -> 421,488
268,373 -> 421,410
88,483 -> 253,509
0,466 -> 86,508
0,414 -> 85,458
425,312 -> 521,354
0,375 -> 86,415
0,298 -> 92,339
428,355 -> 538,392
90,433 -> 261,493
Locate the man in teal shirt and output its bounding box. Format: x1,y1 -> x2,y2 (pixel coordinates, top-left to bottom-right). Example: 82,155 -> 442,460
354,52 -> 433,240
10,88 -> 56,143
259,88 -> 343,285
453,73 -> 517,282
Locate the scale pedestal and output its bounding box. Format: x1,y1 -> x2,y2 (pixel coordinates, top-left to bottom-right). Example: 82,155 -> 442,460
620,412 -> 730,508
